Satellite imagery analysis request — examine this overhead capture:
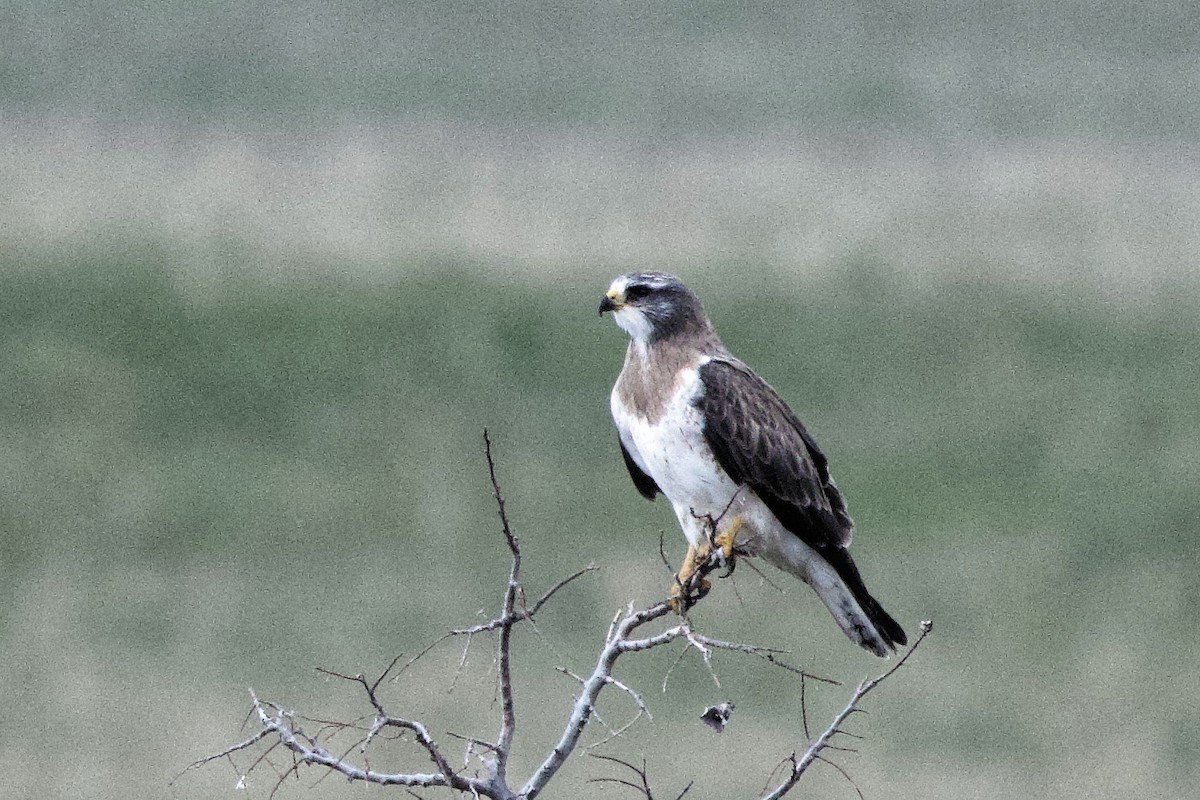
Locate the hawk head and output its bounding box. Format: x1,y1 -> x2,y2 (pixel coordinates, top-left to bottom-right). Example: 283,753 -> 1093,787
599,272 -> 710,344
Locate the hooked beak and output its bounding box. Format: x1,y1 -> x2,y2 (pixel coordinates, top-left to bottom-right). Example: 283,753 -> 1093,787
598,295 -> 620,315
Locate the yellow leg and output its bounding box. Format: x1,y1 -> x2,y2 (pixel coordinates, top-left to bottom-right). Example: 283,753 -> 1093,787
669,543 -> 712,613
668,515 -> 746,613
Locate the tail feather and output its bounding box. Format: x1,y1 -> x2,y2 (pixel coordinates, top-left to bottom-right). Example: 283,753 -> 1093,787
856,589 -> 907,650
759,527 -> 906,656
810,580 -> 898,657
811,549 -> 907,657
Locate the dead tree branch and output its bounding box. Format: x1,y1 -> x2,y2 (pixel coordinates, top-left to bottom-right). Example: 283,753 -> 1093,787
186,431 -> 929,799
486,428 -> 521,788
761,620 -> 934,800
589,753 -> 694,800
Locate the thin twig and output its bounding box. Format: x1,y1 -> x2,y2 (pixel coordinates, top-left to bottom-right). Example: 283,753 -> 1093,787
588,754 -> 654,799
762,620 -> 934,800
529,564 -> 598,616
484,429 -> 519,783
815,754 -> 866,800
175,726 -> 270,781
550,665 -> 654,749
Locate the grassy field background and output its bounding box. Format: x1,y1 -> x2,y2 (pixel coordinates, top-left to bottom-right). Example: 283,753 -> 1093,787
2,3 -> 1199,799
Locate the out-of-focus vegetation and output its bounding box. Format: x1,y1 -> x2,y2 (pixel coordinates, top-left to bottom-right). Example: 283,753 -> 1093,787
5,0 -> 1199,139
3,2 -> 1199,799
2,253 -> 1197,799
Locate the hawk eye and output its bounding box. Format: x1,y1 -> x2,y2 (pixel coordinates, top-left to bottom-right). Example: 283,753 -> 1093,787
624,284 -> 651,302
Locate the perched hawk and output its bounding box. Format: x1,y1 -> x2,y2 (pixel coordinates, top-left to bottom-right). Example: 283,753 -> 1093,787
600,272 -> 906,656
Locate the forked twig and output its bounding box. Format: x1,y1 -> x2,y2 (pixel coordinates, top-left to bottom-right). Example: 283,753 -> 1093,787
761,620 -> 934,800
588,753 -> 694,800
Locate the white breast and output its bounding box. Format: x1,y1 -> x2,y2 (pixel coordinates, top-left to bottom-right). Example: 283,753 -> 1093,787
611,364 -> 743,548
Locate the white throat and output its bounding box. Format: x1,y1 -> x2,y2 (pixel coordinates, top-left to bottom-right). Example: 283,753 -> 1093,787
612,306 -> 656,343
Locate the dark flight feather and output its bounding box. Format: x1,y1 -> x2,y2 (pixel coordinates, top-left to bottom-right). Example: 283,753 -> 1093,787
620,436 -> 661,500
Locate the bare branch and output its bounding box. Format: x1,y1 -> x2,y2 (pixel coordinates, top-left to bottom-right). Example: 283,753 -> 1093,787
175,726 -> 270,783
445,730 -> 501,754
815,754 -> 866,800
192,435 -> 927,800
549,665 -> 654,748
484,429 -> 520,783
246,689 -> 467,792
379,627 -> 461,688
521,600 -> 678,798
588,753 -> 654,798
447,564 -> 597,639
657,530 -> 672,571
762,620 -> 934,800
484,429 -> 519,559
528,564 -> 598,616
589,753 -> 694,800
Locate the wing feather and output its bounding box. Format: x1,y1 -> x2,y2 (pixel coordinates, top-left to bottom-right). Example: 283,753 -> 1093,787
696,358 -> 852,549
697,359 -> 907,650
619,436 -> 661,500
612,395 -> 661,500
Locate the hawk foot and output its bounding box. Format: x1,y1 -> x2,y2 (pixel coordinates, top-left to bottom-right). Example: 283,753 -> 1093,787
668,578 -> 710,614
710,516 -> 743,577
669,543 -> 712,614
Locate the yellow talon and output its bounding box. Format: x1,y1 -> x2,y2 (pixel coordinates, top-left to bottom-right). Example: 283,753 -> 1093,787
713,515 -> 743,562
709,515 -> 743,578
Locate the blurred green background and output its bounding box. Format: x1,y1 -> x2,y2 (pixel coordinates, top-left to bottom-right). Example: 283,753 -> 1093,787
3,3 -> 1198,799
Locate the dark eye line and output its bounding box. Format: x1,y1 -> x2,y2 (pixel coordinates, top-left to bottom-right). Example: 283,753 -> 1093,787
625,284 -> 651,301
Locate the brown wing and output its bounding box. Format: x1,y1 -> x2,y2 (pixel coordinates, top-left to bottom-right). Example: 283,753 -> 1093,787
697,358 -> 907,648
696,358 -> 853,550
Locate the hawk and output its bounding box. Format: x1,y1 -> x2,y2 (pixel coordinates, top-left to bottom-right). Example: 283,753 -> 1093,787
600,272 -> 906,656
